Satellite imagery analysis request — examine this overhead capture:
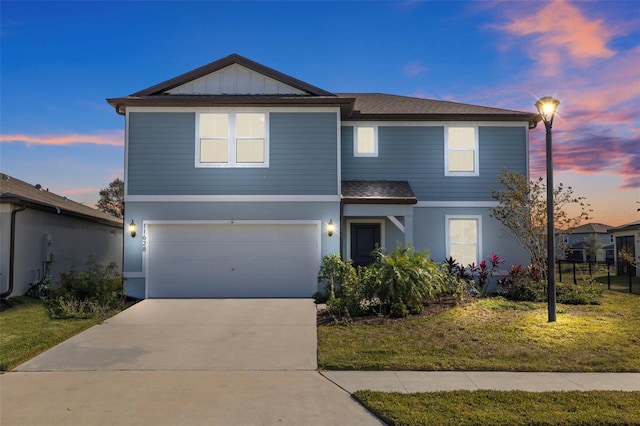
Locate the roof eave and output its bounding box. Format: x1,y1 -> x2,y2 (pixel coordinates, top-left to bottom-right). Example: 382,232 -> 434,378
107,96 -> 356,117
0,196 -> 123,228
347,112 -> 539,125
341,197 -> 417,205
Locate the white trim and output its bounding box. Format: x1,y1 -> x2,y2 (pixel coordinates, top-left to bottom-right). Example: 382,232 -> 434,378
345,219 -> 386,261
445,125 -> 479,176
123,272 -> 145,279
124,195 -> 340,202
415,201 -> 498,208
196,112 -> 270,168
341,120 -> 530,127
445,215 -> 482,265
124,110 -> 130,196
126,106 -> 341,114
143,219 -> 322,298
387,215 -> 405,233
336,111 -> 342,196
353,125 -> 378,157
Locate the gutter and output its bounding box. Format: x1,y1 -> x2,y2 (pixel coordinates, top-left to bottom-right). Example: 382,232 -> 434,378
0,199 -> 122,299
1,204 -> 26,299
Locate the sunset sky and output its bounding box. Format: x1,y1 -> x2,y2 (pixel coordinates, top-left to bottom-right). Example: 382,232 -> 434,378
1,0 -> 638,227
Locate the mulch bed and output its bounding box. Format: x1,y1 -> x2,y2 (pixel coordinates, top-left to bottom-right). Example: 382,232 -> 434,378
317,294 -> 476,326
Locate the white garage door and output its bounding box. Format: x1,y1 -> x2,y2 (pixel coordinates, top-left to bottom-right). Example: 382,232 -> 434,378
146,222 -> 320,298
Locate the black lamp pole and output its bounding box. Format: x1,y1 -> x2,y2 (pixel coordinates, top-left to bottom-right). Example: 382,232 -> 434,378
536,96 -> 560,323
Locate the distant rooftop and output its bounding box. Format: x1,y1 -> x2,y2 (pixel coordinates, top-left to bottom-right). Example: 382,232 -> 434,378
0,173 -> 123,227
570,223 -> 614,234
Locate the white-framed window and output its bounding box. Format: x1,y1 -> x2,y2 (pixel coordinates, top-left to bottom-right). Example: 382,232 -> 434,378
197,112 -> 268,167
446,215 -> 481,266
354,126 -> 378,157
445,126 -> 478,176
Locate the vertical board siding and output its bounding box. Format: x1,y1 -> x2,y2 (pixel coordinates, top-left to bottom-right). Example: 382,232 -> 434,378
128,112 -> 338,195
341,125 -> 527,201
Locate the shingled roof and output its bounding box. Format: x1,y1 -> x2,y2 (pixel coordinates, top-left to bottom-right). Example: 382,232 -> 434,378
342,180 -> 417,204
0,173 -> 122,227
570,223 -> 614,234
107,54 -> 540,127
337,93 -> 538,124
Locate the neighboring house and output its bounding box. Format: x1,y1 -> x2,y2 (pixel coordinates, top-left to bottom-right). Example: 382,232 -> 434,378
608,221 -> 640,277
560,222 -> 614,262
107,54 -> 538,299
0,173 -> 123,298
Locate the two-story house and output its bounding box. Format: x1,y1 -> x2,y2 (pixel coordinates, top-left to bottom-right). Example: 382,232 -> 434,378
560,222 -> 614,263
108,54 -> 537,299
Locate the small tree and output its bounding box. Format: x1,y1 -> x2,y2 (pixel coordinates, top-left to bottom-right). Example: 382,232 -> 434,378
584,235 -> 603,261
97,178 -> 124,218
491,169 -> 591,275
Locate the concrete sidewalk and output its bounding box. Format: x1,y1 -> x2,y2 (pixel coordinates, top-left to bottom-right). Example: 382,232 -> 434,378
321,371 -> 640,393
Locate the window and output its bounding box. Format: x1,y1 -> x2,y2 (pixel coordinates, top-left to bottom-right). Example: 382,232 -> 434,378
446,216 -> 481,266
445,126 -> 478,176
197,112 -> 268,167
354,126 -> 377,157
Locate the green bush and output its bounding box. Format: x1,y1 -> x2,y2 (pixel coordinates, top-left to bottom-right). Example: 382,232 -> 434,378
318,246 -> 453,321
372,245 -> 446,316
557,281 -> 603,305
45,257 -> 123,319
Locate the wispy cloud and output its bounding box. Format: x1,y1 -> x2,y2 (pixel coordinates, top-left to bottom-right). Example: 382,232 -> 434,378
0,130 -> 124,147
403,61 -> 427,77
496,0 -> 616,75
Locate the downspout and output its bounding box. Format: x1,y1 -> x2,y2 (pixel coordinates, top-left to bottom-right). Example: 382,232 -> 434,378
1,204 -> 26,299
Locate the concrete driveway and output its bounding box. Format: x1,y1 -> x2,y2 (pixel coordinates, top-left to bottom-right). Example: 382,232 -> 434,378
15,299 -> 317,371
1,299 -> 384,426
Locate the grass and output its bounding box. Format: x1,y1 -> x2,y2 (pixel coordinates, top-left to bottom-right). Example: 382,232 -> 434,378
0,297 -> 101,371
354,390 -> 640,426
318,290 -> 640,371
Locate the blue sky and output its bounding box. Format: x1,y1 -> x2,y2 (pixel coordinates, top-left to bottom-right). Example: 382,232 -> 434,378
1,0 -> 638,226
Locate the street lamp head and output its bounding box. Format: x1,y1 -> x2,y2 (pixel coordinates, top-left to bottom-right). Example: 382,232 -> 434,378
535,96 -> 560,127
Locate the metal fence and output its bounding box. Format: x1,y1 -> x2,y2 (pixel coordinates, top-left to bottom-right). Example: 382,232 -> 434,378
557,259 -> 637,293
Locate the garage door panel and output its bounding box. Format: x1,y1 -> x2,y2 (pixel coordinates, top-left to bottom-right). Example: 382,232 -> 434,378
147,223 -> 319,298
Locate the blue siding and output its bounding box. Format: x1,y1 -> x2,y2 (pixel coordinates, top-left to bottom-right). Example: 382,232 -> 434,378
411,207 -> 530,267
128,112 -> 338,195
341,125 -> 527,201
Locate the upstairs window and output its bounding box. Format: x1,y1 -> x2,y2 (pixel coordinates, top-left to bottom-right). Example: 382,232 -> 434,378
445,126 -> 478,176
197,112 -> 268,167
354,126 -> 377,157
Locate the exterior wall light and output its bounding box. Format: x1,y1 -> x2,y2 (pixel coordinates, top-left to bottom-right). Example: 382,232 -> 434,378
327,219 -> 335,237
535,96 -> 560,323
129,220 -> 137,238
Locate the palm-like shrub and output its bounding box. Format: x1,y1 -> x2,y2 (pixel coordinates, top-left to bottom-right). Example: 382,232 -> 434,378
372,246 -> 446,317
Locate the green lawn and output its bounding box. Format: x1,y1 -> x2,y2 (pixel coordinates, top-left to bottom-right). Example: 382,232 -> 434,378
0,297 -> 101,371
354,390 -> 640,426
318,290 -> 640,371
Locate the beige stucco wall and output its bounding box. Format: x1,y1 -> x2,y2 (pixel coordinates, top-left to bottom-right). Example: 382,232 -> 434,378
0,205 -> 123,297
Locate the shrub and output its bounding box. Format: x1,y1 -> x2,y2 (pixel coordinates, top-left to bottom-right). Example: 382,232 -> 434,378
372,245 -> 446,317
45,257 -> 123,319
557,280 -> 603,305
498,264 -> 546,302
318,254 -> 365,321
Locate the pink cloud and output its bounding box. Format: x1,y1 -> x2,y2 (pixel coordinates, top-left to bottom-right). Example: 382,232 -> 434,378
0,130 -> 124,147
61,187 -> 101,196
403,61 -> 427,77
485,1 -> 640,192
497,0 -> 616,74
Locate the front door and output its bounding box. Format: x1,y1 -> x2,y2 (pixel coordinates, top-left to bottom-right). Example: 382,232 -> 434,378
351,223 -> 381,267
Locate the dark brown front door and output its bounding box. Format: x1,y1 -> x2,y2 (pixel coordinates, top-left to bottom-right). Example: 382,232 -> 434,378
351,223 -> 381,267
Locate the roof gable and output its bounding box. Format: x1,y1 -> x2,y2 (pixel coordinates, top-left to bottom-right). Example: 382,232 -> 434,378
132,54 -> 334,97
166,63 -> 308,96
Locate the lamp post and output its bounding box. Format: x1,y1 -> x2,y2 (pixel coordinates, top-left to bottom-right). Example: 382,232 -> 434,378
536,96 -> 560,323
